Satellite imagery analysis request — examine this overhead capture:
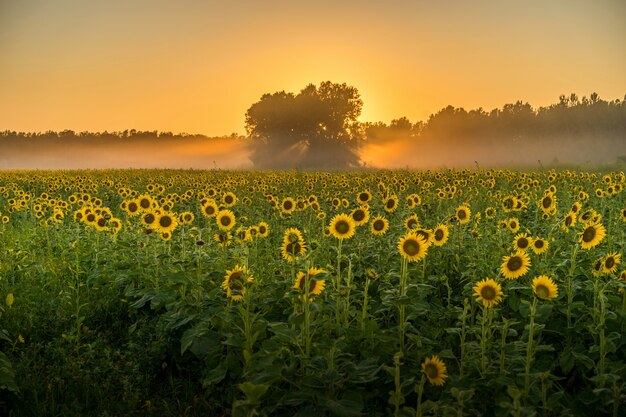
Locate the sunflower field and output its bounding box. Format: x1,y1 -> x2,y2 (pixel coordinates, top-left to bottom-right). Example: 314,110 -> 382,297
0,168 -> 625,416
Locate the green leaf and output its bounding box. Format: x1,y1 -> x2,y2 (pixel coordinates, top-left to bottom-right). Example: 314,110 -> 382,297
0,351 -> 18,393
203,360 -> 228,386
238,381 -> 270,403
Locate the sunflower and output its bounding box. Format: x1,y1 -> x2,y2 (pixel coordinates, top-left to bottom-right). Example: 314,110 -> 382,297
137,195 -> 154,212
281,197 -> 296,214
155,212 -> 178,234
126,200 -> 141,216
214,232 -> 232,247
356,190 -> 371,205
95,216 -> 108,232
620,208 -> 626,222
562,212 -> 576,231
222,265 -> 253,302
109,218 -> 122,234
579,209 -> 600,225
383,195 -> 399,213
539,193 -> 557,214
216,210 -> 236,231
501,251 -> 531,279
579,222 -> 606,250
397,232 -> 429,262
179,211 -> 195,224
160,231 -> 172,241
370,215 -> 389,236
421,356 -> 447,386
507,217 -> 520,233
513,233 -> 533,251
502,196 -> 517,212
602,252 -> 621,274
404,213 -> 420,231
222,192 -> 237,207
350,207 -> 370,226
485,207 -> 496,219
592,257 -> 604,277
281,239 -> 307,262
432,224 -> 449,246
201,200 -> 219,218
141,211 -> 157,228
532,275 -> 558,300
329,214 -> 356,240
293,267 -> 326,299
414,229 -> 433,245
530,237 -> 549,255
257,222 -> 269,238
473,278 -> 503,308
455,204 -> 471,225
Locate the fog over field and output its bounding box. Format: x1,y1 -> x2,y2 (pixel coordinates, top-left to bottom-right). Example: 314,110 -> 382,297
1,133 -> 624,170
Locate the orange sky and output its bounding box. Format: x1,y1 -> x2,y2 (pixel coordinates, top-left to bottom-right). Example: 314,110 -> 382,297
1,0 -> 625,136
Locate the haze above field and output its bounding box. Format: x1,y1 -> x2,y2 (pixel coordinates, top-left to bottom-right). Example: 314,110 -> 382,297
1,0 -> 625,169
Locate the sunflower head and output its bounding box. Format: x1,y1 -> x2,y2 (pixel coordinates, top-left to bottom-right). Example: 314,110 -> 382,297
350,207 -> 369,226
602,252 -> 621,274
421,356 -> 448,386
216,209 -> 236,231
432,224 -> 449,246
532,275 -> 558,301
473,278 -> 503,308
398,232 -> 429,262
455,204 -> 471,224
329,214 -> 356,240
222,265 -> 253,302
370,215 -> 389,236
531,237 -> 549,255
513,233 -> 532,251
293,267 -> 326,300
579,222 -> 606,250
501,250 -> 531,279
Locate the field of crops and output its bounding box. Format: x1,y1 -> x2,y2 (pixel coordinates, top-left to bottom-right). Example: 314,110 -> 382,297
0,168 -> 625,416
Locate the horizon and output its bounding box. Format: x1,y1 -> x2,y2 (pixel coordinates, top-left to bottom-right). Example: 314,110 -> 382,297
1,0 -> 625,136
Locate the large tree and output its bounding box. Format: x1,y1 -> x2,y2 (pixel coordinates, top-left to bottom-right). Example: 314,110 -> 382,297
245,81 -> 363,169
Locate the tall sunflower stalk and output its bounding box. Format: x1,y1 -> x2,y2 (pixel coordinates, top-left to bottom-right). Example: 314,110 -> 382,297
398,257 -> 408,353
526,275 -> 558,395
524,297 -> 538,395
565,244 -> 578,329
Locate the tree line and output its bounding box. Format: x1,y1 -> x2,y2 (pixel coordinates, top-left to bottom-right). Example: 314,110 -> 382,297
2,82 -> 625,168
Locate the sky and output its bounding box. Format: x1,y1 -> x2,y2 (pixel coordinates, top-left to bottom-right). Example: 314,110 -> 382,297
0,0 -> 625,136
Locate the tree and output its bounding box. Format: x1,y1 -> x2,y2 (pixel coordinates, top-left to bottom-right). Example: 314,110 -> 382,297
245,81 -> 363,169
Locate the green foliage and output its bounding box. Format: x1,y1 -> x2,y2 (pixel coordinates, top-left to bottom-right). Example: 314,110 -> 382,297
0,167 -> 624,416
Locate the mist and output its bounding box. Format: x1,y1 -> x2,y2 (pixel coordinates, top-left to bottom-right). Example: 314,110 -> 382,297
0,135 -> 252,170
360,134 -> 626,169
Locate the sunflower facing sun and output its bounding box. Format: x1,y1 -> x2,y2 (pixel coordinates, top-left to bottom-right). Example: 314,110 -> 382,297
398,232 -> 429,262
329,213 -> 356,240
473,278 -> 503,308
501,251 -> 531,279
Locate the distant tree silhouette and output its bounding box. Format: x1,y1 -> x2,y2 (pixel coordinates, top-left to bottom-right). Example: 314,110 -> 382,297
245,81 -> 363,169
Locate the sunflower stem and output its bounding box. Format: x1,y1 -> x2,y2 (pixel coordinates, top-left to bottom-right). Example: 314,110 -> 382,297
303,269 -> 311,359
392,353 -> 403,417
597,281 -> 607,382
459,298 -> 470,377
415,373 -> 426,417
524,297 -> 538,396
344,258 -> 352,327
360,277 -> 370,332
499,317 -> 510,376
480,306 -> 490,376
398,257 -> 408,353
335,239 -> 343,332
566,244 -> 578,329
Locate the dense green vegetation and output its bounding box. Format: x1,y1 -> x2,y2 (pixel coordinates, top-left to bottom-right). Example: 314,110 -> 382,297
0,168 -> 624,416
